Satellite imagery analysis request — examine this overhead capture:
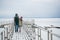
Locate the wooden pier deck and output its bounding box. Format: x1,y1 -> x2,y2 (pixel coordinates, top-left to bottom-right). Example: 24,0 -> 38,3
12,27 -> 28,40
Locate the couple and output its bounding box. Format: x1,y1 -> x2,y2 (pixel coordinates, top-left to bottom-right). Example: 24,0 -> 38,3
14,13 -> 23,32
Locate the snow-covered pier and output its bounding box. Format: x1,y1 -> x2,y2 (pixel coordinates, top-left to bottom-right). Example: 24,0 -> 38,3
0,20 -> 60,40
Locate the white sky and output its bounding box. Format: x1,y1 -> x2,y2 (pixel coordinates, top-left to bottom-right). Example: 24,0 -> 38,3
0,0 -> 60,18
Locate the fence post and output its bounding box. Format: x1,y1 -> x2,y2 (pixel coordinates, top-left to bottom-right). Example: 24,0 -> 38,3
38,28 -> 39,40
40,29 -> 41,40
50,30 -> 52,40
1,32 -> 3,40
4,26 -> 8,40
48,31 -> 49,40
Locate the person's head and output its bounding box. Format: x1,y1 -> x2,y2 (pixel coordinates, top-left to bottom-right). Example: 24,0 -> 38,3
15,13 -> 18,17
21,16 -> 23,18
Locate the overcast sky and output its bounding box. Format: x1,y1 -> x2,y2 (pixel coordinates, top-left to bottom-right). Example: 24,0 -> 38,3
0,0 -> 60,18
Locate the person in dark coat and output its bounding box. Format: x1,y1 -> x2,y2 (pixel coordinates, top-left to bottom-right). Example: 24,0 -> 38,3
14,13 -> 19,32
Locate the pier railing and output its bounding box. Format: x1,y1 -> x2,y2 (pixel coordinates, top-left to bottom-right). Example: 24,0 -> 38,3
23,20 -> 60,40
0,20 -> 60,40
32,24 -> 60,40
0,23 -> 14,40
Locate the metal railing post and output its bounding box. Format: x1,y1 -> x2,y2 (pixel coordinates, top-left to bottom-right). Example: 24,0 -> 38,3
51,30 -> 52,40
48,31 -> 49,40
38,28 -> 39,40
40,29 -> 41,40
38,28 -> 41,40
1,32 -> 3,40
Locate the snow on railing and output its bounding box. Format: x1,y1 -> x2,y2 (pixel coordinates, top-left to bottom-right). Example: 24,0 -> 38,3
0,22 -> 14,40
33,24 -> 60,40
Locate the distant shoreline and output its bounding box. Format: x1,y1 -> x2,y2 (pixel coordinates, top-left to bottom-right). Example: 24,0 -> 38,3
0,17 -> 60,19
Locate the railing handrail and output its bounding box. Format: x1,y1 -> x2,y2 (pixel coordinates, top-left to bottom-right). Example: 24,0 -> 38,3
0,23 -> 14,28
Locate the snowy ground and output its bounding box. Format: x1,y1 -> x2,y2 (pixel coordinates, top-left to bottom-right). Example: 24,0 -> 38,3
12,27 -> 28,40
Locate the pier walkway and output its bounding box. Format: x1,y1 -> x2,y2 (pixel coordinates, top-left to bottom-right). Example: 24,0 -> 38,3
12,27 -> 27,40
